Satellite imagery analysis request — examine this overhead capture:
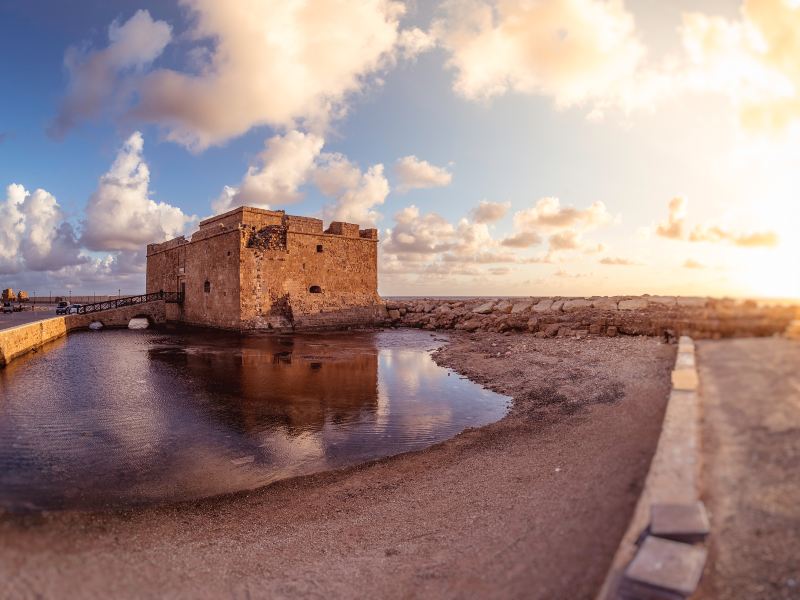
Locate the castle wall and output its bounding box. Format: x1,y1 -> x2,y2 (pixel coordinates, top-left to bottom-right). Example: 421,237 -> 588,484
240,221 -> 381,330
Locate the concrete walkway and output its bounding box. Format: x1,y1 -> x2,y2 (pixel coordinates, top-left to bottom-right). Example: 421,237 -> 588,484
0,309 -> 56,331
696,338 -> 800,599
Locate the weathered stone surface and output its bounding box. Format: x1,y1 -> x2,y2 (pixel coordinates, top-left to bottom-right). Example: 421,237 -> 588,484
494,300 -> 513,314
387,309 -> 401,320
592,298 -> 619,310
551,300 -> 565,312
511,301 -> 533,314
672,368 -> 699,391
619,298 -> 649,310
622,536 -> 707,597
543,324 -> 561,338
607,326 -> 618,337
677,297 -> 707,308
649,296 -> 677,306
533,299 -> 554,312
563,299 -> 592,312
473,301 -> 495,314
650,502 -> 710,543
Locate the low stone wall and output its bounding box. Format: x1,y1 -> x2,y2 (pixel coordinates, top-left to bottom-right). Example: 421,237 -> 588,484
385,296 -> 798,339
0,301 -> 167,367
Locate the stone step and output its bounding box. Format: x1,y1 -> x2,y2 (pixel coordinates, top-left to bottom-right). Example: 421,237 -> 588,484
620,536 -> 707,600
650,501 -> 710,544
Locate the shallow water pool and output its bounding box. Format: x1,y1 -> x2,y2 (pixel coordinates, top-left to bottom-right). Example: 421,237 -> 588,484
0,328 -> 509,511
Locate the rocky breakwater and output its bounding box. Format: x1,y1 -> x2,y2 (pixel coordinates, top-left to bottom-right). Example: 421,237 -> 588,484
384,296 -> 798,339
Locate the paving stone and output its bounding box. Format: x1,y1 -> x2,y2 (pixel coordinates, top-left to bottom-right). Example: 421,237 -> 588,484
621,536 -> 707,599
671,369 -> 698,391
651,502 -> 710,544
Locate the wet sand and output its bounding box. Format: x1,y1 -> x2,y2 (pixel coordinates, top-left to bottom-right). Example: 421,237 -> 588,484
0,333 -> 674,600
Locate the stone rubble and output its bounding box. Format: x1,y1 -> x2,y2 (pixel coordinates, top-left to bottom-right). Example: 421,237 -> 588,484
383,296 -> 798,339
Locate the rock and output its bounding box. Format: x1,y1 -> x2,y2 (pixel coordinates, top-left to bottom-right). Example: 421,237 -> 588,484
592,298 -> 618,311
473,301 -> 495,314
89,321 -> 104,331
385,301 -> 399,310
563,299 -> 592,312
619,298 -> 649,310
533,299 -> 553,312
551,300 -> 565,312
543,324 -> 561,338
494,300 -> 513,314
589,323 -> 604,335
527,317 -> 539,332
458,318 -> 484,332
574,329 -> 589,338
398,308 -> 407,316
607,326 -> 618,337
677,297 -> 708,308
511,301 -> 533,314
387,309 -> 401,320
649,295 -> 677,307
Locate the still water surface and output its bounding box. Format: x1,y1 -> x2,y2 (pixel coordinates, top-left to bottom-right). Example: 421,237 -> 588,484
0,329 -> 508,511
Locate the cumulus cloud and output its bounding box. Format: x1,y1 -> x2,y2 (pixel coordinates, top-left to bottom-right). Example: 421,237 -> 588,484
315,154 -> 390,226
435,0 -> 647,109
0,184 -> 85,275
680,0 -> 800,132
599,256 -> 639,266
82,132 -> 197,251
49,10 -> 172,138
471,200 -> 510,224
683,258 -> 706,269
130,0 -> 410,150
212,130 -> 324,214
394,155 -> 453,192
501,196 -> 612,254
656,196 -> 778,248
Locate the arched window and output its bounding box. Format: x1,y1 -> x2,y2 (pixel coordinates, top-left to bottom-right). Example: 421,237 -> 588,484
309,285 -> 322,294
204,281 -> 211,293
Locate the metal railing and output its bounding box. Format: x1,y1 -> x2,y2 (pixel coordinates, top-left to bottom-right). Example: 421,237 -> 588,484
75,291 -> 183,315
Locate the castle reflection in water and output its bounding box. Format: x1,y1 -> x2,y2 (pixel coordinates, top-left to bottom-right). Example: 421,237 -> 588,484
0,329 -> 508,511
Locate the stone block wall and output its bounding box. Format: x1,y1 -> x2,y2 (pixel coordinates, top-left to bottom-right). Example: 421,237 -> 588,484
384,296 -> 799,339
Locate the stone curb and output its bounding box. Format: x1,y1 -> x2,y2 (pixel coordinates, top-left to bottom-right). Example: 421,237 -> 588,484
596,336 -> 707,599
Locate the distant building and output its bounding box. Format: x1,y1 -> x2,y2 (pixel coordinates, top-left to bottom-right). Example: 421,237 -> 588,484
17,291 -> 29,302
146,206 -> 384,330
2,288 -> 13,302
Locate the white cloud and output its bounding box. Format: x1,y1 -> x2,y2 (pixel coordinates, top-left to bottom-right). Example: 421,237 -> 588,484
470,199 -> 510,224
82,132 -> 197,251
315,153 -> 390,226
49,10 -> 172,137
394,155 -> 453,192
130,0 -> 410,150
435,0 -> 646,108
680,0 -> 800,133
656,196 -> 778,247
212,130 -> 324,214
0,184 -> 84,275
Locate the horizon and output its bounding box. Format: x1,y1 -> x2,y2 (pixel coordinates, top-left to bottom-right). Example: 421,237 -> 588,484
1,0 -> 799,299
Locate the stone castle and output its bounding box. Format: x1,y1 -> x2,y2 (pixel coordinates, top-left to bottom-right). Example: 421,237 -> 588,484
146,206 -> 384,330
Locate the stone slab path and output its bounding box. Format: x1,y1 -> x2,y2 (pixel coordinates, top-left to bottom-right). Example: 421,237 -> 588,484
695,338 -> 800,600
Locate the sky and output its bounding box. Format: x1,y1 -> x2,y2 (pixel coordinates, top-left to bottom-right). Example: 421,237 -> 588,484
0,0 -> 798,298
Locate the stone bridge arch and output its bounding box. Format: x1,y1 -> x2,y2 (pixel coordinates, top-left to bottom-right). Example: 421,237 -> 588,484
65,300 -> 167,331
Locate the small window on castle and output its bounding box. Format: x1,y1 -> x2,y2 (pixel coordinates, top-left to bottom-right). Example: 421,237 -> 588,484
204,281 -> 211,293
316,244 -> 323,253
309,285 -> 322,294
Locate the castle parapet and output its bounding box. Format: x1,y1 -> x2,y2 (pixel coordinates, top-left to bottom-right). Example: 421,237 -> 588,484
326,222 -> 361,237
147,236 -> 189,256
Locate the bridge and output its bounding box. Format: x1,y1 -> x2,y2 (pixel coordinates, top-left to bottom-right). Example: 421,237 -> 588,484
67,291 -> 183,329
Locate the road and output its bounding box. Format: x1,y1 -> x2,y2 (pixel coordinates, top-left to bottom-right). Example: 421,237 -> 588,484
0,307 -> 58,331
696,338 -> 800,599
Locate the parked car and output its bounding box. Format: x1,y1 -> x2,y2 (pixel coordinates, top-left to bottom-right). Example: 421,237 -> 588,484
2,302 -> 12,314
67,304 -> 83,314
55,301 -> 69,315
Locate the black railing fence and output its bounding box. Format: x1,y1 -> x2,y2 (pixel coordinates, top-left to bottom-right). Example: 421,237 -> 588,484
75,291 -> 183,315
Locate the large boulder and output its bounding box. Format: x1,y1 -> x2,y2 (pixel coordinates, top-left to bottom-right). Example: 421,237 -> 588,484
563,299 -> 592,312
494,300 -> 513,314
511,301 -> 533,314
533,299 -> 554,312
473,301 -> 495,314
592,297 -> 619,311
